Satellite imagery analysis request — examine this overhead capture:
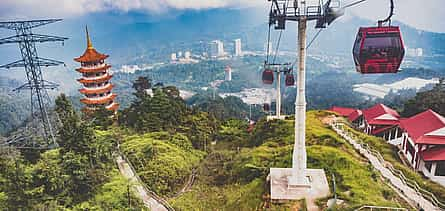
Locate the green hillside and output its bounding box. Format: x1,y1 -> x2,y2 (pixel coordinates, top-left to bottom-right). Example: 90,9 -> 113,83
168,111 -> 410,210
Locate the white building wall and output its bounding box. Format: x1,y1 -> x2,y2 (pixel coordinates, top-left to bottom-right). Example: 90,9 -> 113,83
234,39 -> 242,56
419,160 -> 445,187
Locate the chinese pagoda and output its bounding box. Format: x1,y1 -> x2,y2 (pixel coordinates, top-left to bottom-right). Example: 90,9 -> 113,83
74,26 -> 119,113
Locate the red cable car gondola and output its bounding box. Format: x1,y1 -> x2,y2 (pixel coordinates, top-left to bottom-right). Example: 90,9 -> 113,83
262,68 -> 274,84
285,68 -> 295,86
352,0 -> 404,74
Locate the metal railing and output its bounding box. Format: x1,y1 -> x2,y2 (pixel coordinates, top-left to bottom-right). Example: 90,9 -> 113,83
332,121 -> 445,210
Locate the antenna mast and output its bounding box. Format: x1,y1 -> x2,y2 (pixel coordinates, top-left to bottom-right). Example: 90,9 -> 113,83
0,19 -> 68,149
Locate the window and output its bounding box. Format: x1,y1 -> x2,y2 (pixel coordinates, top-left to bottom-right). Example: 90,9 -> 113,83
425,161 -> 432,173
353,32 -> 362,55
435,161 -> 445,176
406,142 -> 415,158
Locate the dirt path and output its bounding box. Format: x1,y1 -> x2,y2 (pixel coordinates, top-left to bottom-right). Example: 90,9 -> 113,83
172,168 -> 197,198
331,121 -> 440,211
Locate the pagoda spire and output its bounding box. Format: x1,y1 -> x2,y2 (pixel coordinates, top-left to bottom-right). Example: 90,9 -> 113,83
86,25 -> 93,49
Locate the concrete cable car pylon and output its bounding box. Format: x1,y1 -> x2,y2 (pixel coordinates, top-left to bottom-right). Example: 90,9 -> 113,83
267,0 -> 366,204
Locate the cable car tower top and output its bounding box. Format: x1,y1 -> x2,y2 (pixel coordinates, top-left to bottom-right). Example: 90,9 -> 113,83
268,0 -> 344,29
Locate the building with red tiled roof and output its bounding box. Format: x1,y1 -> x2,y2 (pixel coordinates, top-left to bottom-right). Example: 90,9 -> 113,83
398,109 -> 445,186
362,104 -> 401,139
329,106 -> 364,127
329,106 -> 356,117
74,26 -> 119,113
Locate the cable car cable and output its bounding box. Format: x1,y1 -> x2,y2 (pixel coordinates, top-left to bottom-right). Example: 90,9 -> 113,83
290,28 -> 323,69
272,30 -> 284,64
265,3 -> 274,65
342,0 -> 367,9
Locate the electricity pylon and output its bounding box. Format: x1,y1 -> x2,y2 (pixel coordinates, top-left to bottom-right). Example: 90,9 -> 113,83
0,19 -> 68,149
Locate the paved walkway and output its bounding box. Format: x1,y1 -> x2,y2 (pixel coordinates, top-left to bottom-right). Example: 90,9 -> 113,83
116,155 -> 169,211
331,122 -> 440,211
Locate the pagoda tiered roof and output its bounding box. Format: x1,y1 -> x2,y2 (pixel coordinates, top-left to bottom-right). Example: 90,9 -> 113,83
80,94 -> 117,105
106,102 -> 120,111
77,73 -> 113,84
74,48 -> 109,63
76,64 -> 111,73
79,84 -> 114,95
74,26 -> 109,63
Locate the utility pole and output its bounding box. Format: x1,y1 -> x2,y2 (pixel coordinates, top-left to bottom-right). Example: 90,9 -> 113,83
268,0 -> 344,200
0,19 -> 67,149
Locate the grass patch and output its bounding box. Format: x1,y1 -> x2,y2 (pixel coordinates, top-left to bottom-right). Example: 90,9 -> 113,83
120,132 -> 205,196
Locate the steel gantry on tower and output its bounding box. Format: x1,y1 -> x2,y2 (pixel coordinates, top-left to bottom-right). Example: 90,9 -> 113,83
0,19 -> 68,149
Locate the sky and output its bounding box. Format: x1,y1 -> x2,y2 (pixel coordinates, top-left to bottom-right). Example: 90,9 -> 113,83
0,0 -> 444,33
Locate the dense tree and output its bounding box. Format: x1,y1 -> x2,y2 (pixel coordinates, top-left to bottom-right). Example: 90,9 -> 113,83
132,76 -> 152,98
89,107 -> 115,130
402,78 -> 445,117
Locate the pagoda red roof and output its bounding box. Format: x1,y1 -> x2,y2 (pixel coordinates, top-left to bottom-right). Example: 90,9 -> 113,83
400,109 -> 445,145
76,64 -> 111,73
78,74 -> 113,84
80,94 -> 117,105
363,104 -> 400,125
74,26 -> 109,63
330,106 -> 356,117
422,147 -> 445,161
79,84 -> 114,95
106,102 -> 120,111
74,48 -> 109,63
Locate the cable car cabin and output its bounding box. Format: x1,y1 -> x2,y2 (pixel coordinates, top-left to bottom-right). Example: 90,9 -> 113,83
262,69 -> 274,84
353,26 -> 404,74
285,73 -> 295,86
263,103 -> 270,112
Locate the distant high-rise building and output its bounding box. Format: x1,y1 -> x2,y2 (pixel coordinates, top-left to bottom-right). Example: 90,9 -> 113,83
406,47 -> 424,57
225,66 -> 232,81
171,53 -> 177,61
184,51 -> 191,60
234,39 -> 242,56
210,40 -> 224,58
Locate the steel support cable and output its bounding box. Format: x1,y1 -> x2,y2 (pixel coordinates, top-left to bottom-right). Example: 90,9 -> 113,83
291,28 -> 323,68
272,30 -> 284,64
265,3 -> 274,65
342,0 -> 367,9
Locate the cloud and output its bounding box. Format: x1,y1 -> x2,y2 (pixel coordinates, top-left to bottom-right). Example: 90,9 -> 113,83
0,0 -> 444,32
348,0 -> 445,32
0,0 -> 262,19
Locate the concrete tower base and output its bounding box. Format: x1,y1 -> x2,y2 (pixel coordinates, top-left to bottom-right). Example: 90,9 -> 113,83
269,168 -> 330,201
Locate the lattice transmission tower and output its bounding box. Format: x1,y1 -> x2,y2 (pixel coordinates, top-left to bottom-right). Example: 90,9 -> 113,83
0,19 -> 68,149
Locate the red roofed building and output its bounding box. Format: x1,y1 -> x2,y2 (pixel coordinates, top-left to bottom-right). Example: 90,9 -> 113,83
362,104 -> 401,140
74,26 -> 119,113
399,109 -> 445,186
329,106 -> 364,127
329,106 -> 356,117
